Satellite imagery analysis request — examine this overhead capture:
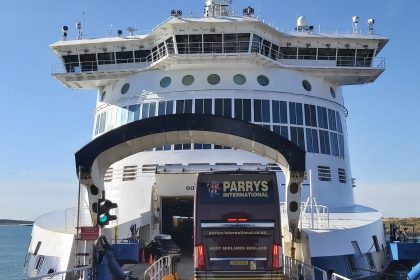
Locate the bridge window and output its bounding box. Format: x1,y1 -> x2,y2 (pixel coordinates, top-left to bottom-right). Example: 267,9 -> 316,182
289,102 -> 303,125
62,55 -> 79,73
166,37 -> 175,54
116,51 -> 134,64
251,34 -> 262,53
204,34 -> 223,53
337,49 -> 356,66
318,48 -> 336,60
234,99 -> 251,121
280,46 -> 297,59
134,50 -> 152,62
80,53 -> 97,72
141,103 -> 156,119
262,39 -> 271,57
298,48 -> 317,60
224,33 -> 250,53
356,49 -> 374,67
271,43 -> 279,60
98,52 -> 115,65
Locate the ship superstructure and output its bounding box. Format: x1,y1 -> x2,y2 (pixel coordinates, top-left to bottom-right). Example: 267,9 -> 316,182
25,1 -> 388,279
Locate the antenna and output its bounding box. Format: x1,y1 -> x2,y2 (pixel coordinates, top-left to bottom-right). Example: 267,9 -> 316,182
352,16 -> 359,34
62,25 -> 68,40
127,27 -> 137,36
76,21 -> 82,40
367,18 -> 375,34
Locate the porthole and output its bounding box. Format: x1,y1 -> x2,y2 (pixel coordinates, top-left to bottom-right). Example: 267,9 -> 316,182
257,75 -> 269,86
233,74 -> 246,85
330,87 -> 336,98
207,74 -> 220,85
121,83 -> 130,94
182,75 -> 194,86
100,91 -> 106,102
302,80 -> 312,91
160,77 -> 171,88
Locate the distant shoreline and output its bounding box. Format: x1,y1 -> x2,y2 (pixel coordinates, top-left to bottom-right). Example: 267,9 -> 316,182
0,219 -> 34,226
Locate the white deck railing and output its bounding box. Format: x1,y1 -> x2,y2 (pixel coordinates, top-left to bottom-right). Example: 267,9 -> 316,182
281,202 -> 330,230
144,255 -> 174,280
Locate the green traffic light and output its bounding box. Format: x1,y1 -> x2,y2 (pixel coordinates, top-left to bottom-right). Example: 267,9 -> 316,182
99,215 -> 108,223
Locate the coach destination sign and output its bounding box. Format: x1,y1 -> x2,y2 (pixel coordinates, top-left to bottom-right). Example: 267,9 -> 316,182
199,173 -> 275,204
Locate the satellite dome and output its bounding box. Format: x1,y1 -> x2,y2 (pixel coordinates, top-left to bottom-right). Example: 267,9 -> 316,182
297,16 -> 308,28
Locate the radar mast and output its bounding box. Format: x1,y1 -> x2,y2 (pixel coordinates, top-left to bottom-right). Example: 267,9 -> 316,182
204,0 -> 232,17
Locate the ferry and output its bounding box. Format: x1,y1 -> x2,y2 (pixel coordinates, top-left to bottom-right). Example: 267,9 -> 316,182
24,1 -> 392,279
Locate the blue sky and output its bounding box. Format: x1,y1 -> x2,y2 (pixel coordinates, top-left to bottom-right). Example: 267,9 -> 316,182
0,0 -> 418,220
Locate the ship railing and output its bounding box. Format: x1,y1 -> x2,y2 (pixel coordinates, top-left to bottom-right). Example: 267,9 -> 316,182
300,203 -> 330,230
24,265 -> 92,280
144,255 -> 174,280
52,44 -> 167,74
284,256 -> 350,280
65,206 -> 93,231
281,203 -> 330,230
284,256 -> 327,280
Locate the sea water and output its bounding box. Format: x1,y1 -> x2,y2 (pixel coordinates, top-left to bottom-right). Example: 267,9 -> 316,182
0,226 -> 32,279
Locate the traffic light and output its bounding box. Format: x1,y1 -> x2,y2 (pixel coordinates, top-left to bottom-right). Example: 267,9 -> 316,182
97,198 -> 118,227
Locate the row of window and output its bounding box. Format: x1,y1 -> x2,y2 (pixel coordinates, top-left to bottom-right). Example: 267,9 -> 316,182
104,164 -> 346,184
94,98 -> 345,158
61,32 -> 376,73
155,73 -> 268,89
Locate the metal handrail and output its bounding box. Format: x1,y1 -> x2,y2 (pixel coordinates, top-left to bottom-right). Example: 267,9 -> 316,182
24,265 -> 92,280
144,255 -> 174,280
284,256 -> 350,280
284,256 -> 328,280
331,273 -> 351,280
